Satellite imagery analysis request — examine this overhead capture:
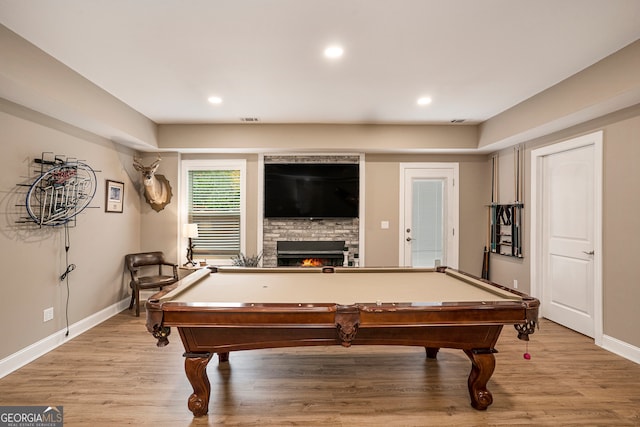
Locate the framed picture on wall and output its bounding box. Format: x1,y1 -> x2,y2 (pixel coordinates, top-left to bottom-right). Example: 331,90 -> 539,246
105,180 -> 124,213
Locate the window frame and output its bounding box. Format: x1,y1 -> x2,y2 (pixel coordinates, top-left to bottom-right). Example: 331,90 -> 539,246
180,159 -> 246,264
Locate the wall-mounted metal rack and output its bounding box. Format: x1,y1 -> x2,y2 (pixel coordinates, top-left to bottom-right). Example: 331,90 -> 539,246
490,203 -> 523,258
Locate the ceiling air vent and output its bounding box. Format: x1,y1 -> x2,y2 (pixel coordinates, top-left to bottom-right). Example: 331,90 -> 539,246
240,117 -> 260,122
450,119 -> 466,123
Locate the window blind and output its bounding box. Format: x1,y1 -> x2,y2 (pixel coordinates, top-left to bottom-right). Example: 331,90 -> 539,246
188,169 -> 241,256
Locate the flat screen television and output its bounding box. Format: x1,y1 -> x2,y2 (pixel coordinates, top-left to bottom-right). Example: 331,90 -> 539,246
264,163 -> 359,218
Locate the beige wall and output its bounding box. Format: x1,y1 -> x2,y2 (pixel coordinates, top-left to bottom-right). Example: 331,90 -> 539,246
148,152 -> 261,265
364,154 -> 489,274
602,114 -> 640,346
0,25 -> 158,150
0,99 -> 142,360
158,123 -> 478,153
487,104 -> 640,348
136,152 -> 180,262
479,39 -> 640,150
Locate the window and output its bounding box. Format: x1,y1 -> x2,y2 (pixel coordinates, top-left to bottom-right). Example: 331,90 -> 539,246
182,160 -> 246,259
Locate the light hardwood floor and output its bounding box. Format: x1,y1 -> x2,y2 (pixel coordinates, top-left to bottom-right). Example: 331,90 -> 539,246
1,312 -> 639,426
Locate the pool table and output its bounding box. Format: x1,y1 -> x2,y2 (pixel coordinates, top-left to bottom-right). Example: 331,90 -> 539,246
146,266 -> 539,416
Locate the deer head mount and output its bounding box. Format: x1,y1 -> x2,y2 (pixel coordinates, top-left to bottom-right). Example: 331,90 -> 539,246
133,157 -> 172,212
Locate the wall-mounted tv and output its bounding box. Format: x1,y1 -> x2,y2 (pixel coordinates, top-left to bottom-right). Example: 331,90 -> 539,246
264,163 -> 359,219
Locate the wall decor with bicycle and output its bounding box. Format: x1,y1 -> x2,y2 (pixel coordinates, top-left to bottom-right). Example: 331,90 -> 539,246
16,152 -> 98,227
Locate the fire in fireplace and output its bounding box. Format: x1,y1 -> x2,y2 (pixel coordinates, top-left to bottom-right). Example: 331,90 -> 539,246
277,240 -> 346,267
300,258 -> 324,267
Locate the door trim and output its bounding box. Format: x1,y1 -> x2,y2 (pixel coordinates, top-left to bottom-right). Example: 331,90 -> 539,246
530,131 -> 603,345
399,163 -> 459,268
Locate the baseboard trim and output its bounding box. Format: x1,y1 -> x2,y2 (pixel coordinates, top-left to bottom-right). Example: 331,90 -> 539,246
601,334 -> 640,364
0,298 -> 130,379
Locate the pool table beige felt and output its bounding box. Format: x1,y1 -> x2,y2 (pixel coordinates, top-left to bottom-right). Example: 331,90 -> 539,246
146,266 -> 539,416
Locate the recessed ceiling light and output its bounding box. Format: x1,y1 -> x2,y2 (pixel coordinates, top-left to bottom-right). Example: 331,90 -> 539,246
208,96 -> 223,104
324,45 -> 344,59
417,97 -> 432,106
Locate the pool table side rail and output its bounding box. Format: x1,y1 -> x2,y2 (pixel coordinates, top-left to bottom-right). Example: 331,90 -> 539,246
152,300 -> 537,328
445,268 -> 533,299
152,267 -> 211,302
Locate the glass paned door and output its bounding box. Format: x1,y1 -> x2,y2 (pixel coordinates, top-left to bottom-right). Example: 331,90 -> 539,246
411,179 -> 444,267
401,164 -> 458,268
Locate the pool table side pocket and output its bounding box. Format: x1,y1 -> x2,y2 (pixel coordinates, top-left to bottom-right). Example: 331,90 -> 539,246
145,298 -> 170,347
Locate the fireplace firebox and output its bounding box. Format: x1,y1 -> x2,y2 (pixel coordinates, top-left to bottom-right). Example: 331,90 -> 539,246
276,240 -> 345,267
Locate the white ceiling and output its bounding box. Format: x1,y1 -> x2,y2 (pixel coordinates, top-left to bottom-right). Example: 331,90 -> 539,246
1,0 -> 640,126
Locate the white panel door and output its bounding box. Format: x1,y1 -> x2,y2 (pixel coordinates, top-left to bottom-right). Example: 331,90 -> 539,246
542,144 -> 595,337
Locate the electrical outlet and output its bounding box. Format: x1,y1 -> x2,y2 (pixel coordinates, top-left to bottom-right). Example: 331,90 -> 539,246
43,307 -> 54,322
513,279 -> 518,289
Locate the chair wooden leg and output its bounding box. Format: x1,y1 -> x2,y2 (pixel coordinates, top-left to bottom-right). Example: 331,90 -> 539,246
135,287 -> 141,317
128,292 -> 135,310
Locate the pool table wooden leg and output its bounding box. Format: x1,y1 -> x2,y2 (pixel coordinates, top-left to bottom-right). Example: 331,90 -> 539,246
425,347 -> 440,359
184,352 -> 213,417
463,349 -> 496,410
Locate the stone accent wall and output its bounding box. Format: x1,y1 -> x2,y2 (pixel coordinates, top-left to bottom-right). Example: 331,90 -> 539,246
265,154 -> 360,165
262,154 -> 360,267
263,218 -> 360,267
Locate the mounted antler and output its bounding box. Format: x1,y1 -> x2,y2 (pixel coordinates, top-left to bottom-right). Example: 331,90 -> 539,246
133,157 -> 172,211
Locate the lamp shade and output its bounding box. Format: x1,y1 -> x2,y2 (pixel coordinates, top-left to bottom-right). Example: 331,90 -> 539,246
183,223 -> 199,238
